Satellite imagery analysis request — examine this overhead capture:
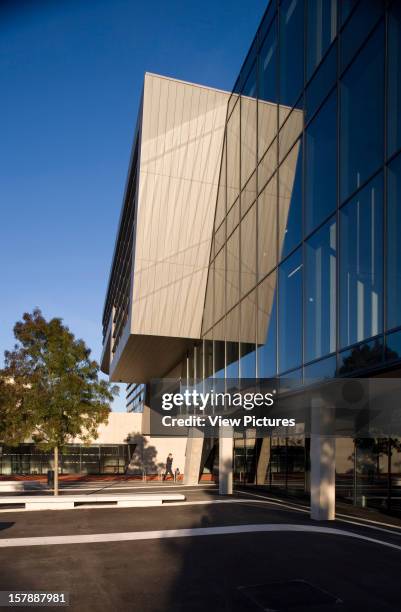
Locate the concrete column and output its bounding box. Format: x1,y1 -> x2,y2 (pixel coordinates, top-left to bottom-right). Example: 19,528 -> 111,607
219,428 -> 233,495
183,432 -> 204,485
256,438 -> 270,485
310,401 -> 336,521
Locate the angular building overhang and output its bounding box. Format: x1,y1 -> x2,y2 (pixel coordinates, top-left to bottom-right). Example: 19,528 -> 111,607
102,73 -> 230,382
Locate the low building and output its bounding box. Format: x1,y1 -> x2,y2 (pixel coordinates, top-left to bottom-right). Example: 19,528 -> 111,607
0,412 -> 186,479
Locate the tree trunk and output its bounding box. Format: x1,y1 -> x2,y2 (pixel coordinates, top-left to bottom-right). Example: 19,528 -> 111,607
54,446 -> 59,496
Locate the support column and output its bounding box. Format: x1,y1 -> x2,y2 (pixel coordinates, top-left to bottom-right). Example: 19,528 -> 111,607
183,432 -> 204,485
310,402 -> 335,521
219,428 -> 233,495
256,437 -> 270,485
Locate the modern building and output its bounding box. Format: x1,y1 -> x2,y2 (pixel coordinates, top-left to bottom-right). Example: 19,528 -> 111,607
0,412 -> 187,479
126,383 -> 146,413
102,0 -> 401,518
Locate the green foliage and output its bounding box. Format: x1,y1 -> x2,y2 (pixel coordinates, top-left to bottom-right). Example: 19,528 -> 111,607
0,309 -> 118,450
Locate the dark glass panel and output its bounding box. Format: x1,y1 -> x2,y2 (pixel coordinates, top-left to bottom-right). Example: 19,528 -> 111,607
387,153 -> 401,331
385,330 -> 401,364
306,0 -> 337,78
257,271 -> 277,378
339,175 -> 383,348
338,338 -> 383,375
279,0 -> 304,115
305,41 -> 337,121
278,139 -> 303,260
305,216 -> 336,362
305,91 -> 337,233
339,0 -> 359,26
388,1 -> 401,158
340,24 -> 384,202
278,247 -> 303,372
340,0 -> 383,71
304,355 -> 337,380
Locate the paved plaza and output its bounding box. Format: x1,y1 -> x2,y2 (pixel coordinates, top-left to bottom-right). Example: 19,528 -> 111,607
0,483 -> 400,611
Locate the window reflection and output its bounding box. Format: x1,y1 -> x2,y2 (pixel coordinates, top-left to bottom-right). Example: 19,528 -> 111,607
306,0 -> 336,79
388,2 -> 401,158
340,25 -> 384,202
240,204 -> 256,297
305,91 -> 337,234
227,101 -> 240,208
257,271 -> 277,378
340,175 -> 383,348
387,153 -> 401,331
305,217 -> 336,362
240,292 -> 257,378
241,65 -> 257,187
279,0 -> 304,118
279,139 -> 302,260
258,18 -> 278,159
279,248 -> 303,372
258,175 -> 277,280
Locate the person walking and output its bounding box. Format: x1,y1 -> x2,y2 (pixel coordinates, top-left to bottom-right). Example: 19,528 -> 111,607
163,453 -> 174,481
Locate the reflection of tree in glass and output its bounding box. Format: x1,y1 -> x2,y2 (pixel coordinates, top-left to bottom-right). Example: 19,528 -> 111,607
338,340 -> 396,375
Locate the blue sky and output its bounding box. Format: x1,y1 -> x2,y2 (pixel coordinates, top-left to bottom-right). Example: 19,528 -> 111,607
0,0 -> 267,411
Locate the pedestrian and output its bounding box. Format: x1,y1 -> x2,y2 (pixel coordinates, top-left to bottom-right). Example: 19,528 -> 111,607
163,453 -> 174,481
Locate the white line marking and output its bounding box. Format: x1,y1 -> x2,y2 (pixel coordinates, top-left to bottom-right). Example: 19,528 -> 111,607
0,523 -> 400,551
235,490 -> 401,537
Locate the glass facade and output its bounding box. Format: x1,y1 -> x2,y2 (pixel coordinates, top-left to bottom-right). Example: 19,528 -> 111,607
201,0 -> 401,382
179,0 -> 401,512
0,444 -> 129,476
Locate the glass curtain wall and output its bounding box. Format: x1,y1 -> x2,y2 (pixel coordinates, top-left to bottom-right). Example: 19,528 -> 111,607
201,0 -> 400,382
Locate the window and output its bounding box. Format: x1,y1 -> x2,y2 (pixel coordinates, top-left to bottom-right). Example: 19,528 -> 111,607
388,2 -> 401,158
340,0 -> 383,71
241,65 -> 257,187
340,24 -> 384,202
227,101 -> 240,208
339,174 -> 383,348
305,91 -> 337,234
306,0 -> 337,79
279,0 -> 304,117
226,227 -> 240,311
257,271 -> 277,378
240,204 -> 256,297
258,175 -> 277,280
305,41 -> 336,121
387,153 -> 401,331
279,139 -> 303,260
305,216 -> 336,362
258,18 -> 278,159
226,305 -> 240,379
240,291 -> 257,378
278,247 -> 303,372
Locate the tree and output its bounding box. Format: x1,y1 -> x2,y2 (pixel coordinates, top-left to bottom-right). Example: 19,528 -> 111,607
0,309 -> 118,494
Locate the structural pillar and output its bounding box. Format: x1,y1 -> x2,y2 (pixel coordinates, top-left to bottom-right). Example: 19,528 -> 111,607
219,428 -> 233,495
184,431 -> 204,485
310,401 -> 336,521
